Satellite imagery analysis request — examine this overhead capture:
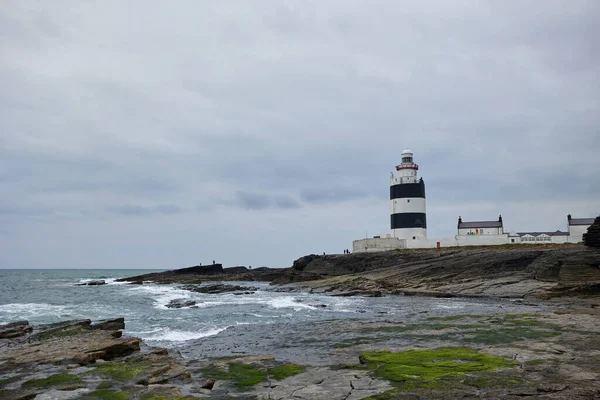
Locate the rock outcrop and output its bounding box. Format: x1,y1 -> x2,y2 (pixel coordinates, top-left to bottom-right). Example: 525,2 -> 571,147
118,245 -> 600,300
117,264 -> 284,284
165,299 -> 198,308
0,321 -> 33,339
76,280 -> 106,286
179,283 -> 258,294
90,317 -> 125,331
173,264 -> 224,274
0,318 -> 193,400
275,246 -> 600,299
3,319 -> 139,366
583,217 -> 600,248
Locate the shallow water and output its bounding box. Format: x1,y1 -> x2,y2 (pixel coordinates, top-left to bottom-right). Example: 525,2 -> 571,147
0,269 -> 553,364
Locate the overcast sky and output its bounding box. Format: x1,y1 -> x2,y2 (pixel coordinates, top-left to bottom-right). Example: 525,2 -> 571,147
1,1 -> 599,269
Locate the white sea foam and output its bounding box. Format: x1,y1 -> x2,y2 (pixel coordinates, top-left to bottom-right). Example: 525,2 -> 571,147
435,303 -> 465,309
126,327 -> 163,335
127,284 -> 194,309
105,278 -> 130,285
76,278 -> 128,285
142,326 -> 228,342
0,303 -> 68,316
266,297 -> 317,310
249,313 -> 269,318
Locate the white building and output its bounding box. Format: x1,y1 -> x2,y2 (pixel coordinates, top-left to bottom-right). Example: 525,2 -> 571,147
515,231 -> 570,244
457,216 -> 504,236
352,149 -> 596,252
568,215 -> 596,243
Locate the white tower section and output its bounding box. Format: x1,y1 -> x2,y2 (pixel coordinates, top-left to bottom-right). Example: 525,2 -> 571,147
390,149 -> 427,240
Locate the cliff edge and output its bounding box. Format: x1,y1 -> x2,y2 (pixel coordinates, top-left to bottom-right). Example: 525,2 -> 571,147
274,246 -> 600,299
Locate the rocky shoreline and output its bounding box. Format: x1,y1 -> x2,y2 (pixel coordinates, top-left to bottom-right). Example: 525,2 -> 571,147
2,306 -> 600,399
3,245 -> 600,399
119,245 -> 600,301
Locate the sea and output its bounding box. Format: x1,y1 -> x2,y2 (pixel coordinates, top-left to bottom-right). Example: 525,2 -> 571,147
0,269 -> 552,365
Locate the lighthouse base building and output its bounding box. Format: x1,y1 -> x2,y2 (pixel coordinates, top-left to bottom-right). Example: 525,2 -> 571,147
352,149 -> 595,253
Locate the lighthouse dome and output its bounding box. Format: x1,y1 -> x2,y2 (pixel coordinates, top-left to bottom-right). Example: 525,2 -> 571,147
402,149 -> 413,155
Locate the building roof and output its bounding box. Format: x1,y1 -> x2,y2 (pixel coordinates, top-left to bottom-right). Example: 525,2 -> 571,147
459,221 -> 503,229
517,231 -> 569,237
568,217 -> 596,226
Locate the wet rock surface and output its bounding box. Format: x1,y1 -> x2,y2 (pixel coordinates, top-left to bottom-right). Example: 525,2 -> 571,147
90,317 -> 125,331
0,318 -> 195,400
118,264 -> 284,284
2,307 -> 600,399
75,280 -> 106,286
165,299 -> 198,309
179,284 -> 258,294
0,321 -> 33,339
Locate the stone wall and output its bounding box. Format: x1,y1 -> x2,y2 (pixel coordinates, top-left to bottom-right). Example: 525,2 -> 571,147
352,237 -> 406,252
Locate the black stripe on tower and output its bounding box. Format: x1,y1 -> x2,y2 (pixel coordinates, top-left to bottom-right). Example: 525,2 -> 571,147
391,213 -> 427,229
390,181 -> 426,200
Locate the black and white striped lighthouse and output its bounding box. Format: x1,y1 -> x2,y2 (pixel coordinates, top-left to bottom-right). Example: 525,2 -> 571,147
390,149 -> 427,240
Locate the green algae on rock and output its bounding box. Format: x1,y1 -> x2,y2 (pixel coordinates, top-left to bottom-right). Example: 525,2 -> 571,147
89,360 -> 148,380
28,325 -> 90,342
0,376 -> 21,387
359,347 -> 516,383
201,362 -> 305,388
22,373 -> 82,388
359,347 -> 519,399
95,381 -> 114,390
463,326 -> 560,345
268,364 -> 305,380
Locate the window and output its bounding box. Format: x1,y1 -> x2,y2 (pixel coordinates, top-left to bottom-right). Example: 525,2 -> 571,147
511,239 -> 515,243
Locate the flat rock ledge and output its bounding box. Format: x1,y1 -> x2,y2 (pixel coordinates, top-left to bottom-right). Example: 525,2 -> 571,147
0,321 -> 33,339
3,308 -> 600,399
0,318 -> 197,400
179,283 -> 259,294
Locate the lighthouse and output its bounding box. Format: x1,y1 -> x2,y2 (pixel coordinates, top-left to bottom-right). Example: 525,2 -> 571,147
390,149 -> 427,240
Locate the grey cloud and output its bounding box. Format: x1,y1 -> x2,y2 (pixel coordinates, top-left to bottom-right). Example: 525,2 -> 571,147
106,204 -> 184,216
1,1 -> 599,268
0,205 -> 52,217
106,205 -> 151,216
234,191 -> 301,210
235,191 -> 270,210
300,188 -> 371,205
155,204 -> 184,214
0,149 -> 180,198
273,196 -> 301,209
